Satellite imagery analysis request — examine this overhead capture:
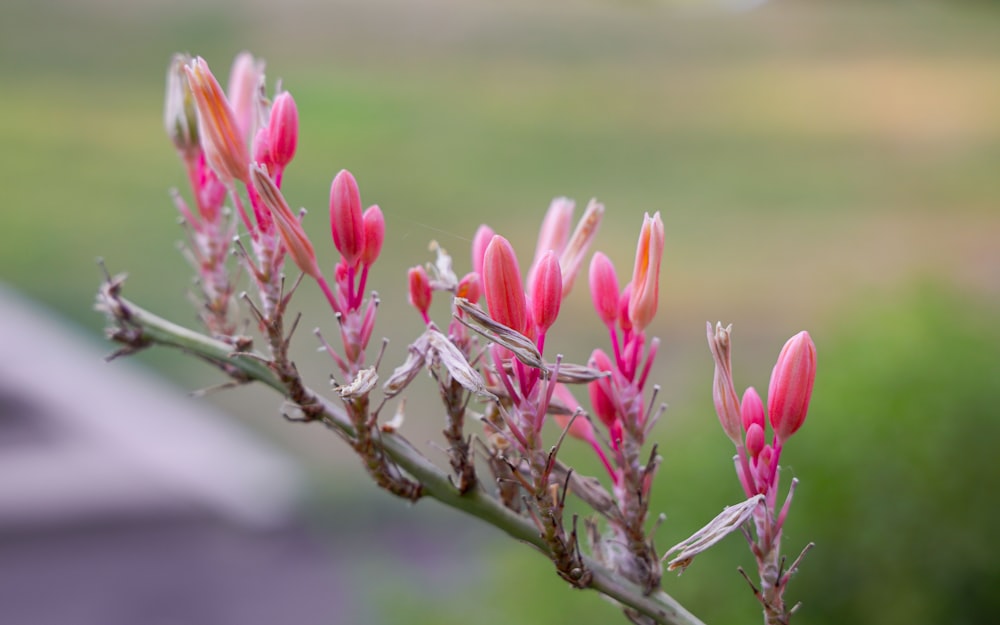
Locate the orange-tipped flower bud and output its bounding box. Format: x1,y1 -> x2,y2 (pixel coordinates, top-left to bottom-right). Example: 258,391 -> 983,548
267,91 -> 298,170
185,57 -> 251,184
471,224 -> 495,277
250,165 -> 321,280
628,211 -> 664,332
329,169 -> 365,267
530,251 -> 562,335
164,53 -> 199,158
457,272 -> 482,304
482,235 -> 528,335
587,349 -> 618,429
589,251 -> 620,327
408,266 -> 432,321
768,331 -> 817,444
360,205 -> 385,267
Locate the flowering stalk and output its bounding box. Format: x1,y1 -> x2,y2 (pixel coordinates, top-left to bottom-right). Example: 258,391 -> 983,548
707,323 -> 817,624
584,211 -> 666,593
121,49 -> 823,625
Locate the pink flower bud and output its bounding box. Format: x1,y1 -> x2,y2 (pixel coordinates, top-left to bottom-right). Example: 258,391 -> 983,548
360,205 -> 385,267
250,165 -> 320,280
456,272 -> 481,304
768,331 -> 817,443
589,252 -> 620,327
408,266 -> 432,322
482,235 -> 528,335
226,51 -> 264,145
252,126 -> 271,169
267,91 -> 298,170
528,197 -> 574,289
329,169 -> 365,267
471,224 -> 494,277
740,386 -> 765,433
559,199 -> 604,298
587,349 -> 618,429
535,198 -> 574,259
745,422 -> 765,460
628,212 -> 664,332
164,53 -> 199,158
185,57 -> 251,184
529,251 -> 562,335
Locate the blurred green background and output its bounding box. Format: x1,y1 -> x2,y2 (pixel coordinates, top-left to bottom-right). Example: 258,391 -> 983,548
3,0 -> 1000,623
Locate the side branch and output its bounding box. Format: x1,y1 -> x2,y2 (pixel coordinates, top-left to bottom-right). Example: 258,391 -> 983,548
96,287 -> 705,625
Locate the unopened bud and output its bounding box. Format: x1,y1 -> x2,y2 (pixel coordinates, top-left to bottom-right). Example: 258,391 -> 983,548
740,386 -> 765,433
589,251 -> 620,328
482,235 -> 528,336
361,205 -> 385,267
164,53 -> 199,158
745,422 -> 765,461
250,164 -> 320,280
456,272 -> 481,304
528,197 -> 574,288
707,321 -> 742,447
768,331 -> 816,444
185,57 -> 251,184
628,211 -> 664,332
226,51 -> 264,145
529,251 -> 562,335
408,266 -> 432,322
559,199 -> 603,298
471,224 -> 494,277
267,91 -> 298,170
329,169 -> 365,267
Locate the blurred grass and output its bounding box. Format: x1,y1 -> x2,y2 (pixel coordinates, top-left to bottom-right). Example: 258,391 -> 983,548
2,0 -> 1000,623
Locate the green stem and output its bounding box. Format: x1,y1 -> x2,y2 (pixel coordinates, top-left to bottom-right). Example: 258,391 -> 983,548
103,294 -> 706,625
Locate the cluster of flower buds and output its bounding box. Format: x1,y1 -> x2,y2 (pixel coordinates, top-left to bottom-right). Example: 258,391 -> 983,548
169,52 -> 307,322
707,323 -> 816,621
708,324 -> 816,502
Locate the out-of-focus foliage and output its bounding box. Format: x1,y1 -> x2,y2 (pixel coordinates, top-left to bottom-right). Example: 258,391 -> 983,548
794,284 -> 1000,625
